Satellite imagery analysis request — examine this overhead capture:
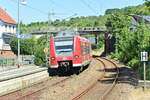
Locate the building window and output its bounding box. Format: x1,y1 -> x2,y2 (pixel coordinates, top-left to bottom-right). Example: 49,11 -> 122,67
5,25 -> 7,32
4,38 -> 10,44
9,25 -> 11,33
13,26 -> 16,33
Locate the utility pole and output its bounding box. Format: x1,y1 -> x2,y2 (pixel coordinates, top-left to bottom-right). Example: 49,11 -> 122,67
115,32 -> 118,54
111,14 -> 118,55
17,0 -> 27,68
17,0 -> 20,68
45,12 -> 55,66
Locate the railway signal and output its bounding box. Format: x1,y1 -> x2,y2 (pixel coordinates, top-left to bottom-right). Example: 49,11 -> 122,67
141,51 -> 148,61
44,48 -> 48,53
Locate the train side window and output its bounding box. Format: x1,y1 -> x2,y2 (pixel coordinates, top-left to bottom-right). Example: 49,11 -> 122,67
85,46 -> 88,55
84,46 -> 86,55
81,42 -> 90,56
82,45 -> 86,56
82,45 -> 84,56
87,46 -> 89,54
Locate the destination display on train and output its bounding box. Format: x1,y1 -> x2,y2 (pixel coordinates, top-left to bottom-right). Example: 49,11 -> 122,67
54,37 -> 74,41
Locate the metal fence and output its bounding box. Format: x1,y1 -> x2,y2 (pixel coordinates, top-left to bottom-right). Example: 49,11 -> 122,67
0,56 -> 17,67
0,55 -> 34,67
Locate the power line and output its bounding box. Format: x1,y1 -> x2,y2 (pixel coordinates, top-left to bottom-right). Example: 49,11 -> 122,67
10,0 -> 70,16
80,0 -> 98,14
25,5 -> 47,15
49,0 -> 75,14
53,13 -> 78,20
63,13 -> 78,20
88,0 -> 102,15
49,0 -> 69,10
10,0 -> 48,15
11,0 -> 71,16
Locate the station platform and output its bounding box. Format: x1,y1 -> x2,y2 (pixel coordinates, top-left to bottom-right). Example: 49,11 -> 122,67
0,65 -> 48,81
0,65 -> 49,96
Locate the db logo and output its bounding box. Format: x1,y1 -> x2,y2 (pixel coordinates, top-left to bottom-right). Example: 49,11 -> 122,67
63,57 -> 67,60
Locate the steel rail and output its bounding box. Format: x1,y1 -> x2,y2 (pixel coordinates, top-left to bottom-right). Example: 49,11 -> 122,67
72,57 -> 119,100
0,76 -> 70,100
72,58 -> 106,100
16,77 -> 70,100
100,57 -> 119,100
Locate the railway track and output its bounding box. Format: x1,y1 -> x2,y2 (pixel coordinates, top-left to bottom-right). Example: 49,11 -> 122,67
0,76 -> 70,100
0,57 -> 119,100
72,57 -> 119,100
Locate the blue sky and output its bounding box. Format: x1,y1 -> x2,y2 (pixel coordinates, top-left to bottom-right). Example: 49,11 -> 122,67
0,0 -> 145,24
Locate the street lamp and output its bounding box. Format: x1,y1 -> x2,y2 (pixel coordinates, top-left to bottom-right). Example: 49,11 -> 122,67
17,0 -> 27,68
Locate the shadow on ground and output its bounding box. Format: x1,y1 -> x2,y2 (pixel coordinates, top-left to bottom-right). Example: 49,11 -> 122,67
92,51 -> 106,58
92,52 -> 138,86
47,65 -> 89,77
98,66 -> 138,86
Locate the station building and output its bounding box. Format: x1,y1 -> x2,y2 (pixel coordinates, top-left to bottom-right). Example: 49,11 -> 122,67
0,8 -> 17,57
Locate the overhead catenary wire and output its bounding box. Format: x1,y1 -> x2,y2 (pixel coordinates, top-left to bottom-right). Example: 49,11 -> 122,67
80,0 -> 99,51
87,0 -> 102,15
49,0 -> 75,15
10,0 -> 68,16
10,0 -> 48,15
80,0 -> 98,15
53,13 -> 78,21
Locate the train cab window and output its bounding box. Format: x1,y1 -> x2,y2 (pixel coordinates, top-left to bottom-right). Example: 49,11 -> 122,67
54,37 -> 74,57
55,41 -> 73,51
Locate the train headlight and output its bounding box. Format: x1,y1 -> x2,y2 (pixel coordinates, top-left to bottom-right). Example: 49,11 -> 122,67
51,57 -> 55,60
74,55 -> 79,59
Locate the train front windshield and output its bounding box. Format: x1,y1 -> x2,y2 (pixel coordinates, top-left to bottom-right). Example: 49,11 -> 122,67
54,37 -> 74,57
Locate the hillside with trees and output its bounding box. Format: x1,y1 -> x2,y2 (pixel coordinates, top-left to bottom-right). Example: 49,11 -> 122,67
20,15 -> 109,33
105,2 -> 150,15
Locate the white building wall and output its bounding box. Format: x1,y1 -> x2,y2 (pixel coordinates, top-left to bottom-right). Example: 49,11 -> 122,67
13,25 -> 16,34
0,21 -> 3,50
1,24 -> 5,33
0,39 -> 3,50
0,21 -> 17,50
11,26 -> 13,33
14,26 -> 16,33
2,23 -> 16,34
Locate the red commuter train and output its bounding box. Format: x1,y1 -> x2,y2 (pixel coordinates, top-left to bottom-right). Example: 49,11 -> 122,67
49,31 -> 91,72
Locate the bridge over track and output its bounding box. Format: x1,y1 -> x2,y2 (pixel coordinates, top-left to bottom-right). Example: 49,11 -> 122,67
23,26 -> 111,55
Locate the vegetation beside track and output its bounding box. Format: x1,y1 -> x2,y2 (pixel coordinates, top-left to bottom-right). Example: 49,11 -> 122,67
105,0 -> 150,80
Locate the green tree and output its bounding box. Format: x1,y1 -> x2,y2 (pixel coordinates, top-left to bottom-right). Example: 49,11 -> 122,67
10,37 -> 35,55
34,35 -> 51,66
105,12 -> 150,79
34,45 -> 46,66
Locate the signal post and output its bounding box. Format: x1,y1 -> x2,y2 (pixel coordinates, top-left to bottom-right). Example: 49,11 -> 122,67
141,51 -> 148,91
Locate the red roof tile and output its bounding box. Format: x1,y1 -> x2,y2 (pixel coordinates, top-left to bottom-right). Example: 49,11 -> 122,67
0,50 -> 16,57
0,8 -> 17,24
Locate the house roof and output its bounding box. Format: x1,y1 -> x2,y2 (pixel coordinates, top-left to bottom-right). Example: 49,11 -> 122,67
129,15 -> 150,24
0,8 -> 17,24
